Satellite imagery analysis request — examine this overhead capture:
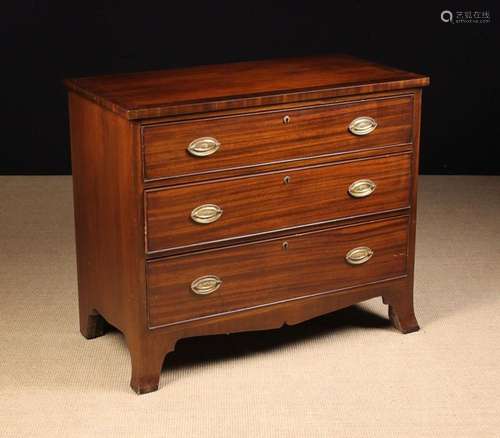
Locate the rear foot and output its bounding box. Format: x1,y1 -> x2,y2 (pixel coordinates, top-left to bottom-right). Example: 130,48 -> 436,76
80,311 -> 107,339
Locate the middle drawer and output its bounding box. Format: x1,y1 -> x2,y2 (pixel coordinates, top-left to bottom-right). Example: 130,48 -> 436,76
145,153 -> 411,253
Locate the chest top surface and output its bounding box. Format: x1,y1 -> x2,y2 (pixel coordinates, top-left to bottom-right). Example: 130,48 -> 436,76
64,54 -> 429,120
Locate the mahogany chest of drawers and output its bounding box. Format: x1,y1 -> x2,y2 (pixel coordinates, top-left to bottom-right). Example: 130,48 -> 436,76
65,55 -> 429,393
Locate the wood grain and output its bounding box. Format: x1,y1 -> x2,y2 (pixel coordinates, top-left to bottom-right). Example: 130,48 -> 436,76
64,54 -> 429,120
68,93 -> 165,394
386,88 -> 423,334
143,95 -> 413,181
145,153 -> 412,253
65,55 -> 428,393
68,92 -> 145,337
147,216 -> 409,327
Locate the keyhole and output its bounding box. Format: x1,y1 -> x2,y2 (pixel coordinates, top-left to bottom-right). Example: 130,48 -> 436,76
282,241 -> 289,251
283,175 -> 291,185
283,115 -> 291,124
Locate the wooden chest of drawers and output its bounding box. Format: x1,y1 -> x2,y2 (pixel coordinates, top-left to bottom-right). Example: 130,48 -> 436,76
65,55 -> 429,393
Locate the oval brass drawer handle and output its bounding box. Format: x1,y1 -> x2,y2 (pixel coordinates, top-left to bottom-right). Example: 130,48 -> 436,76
346,247 -> 374,265
348,179 -> 376,198
187,137 -> 221,157
191,275 -> 222,295
348,116 -> 377,136
191,204 -> 223,224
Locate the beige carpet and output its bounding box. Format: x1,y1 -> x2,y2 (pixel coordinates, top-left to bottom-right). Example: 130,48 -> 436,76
0,175 -> 499,437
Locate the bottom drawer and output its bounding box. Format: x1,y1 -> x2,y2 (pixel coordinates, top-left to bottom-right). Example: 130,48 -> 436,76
147,216 -> 409,327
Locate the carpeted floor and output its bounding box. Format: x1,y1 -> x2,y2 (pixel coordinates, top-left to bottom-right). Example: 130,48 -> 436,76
0,175 -> 499,437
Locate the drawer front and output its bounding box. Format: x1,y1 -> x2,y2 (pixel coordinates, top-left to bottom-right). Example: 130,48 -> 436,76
145,153 -> 411,253
147,216 -> 409,327
143,95 -> 413,180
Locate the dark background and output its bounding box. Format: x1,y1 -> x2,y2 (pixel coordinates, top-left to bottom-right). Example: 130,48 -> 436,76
2,1 -> 500,175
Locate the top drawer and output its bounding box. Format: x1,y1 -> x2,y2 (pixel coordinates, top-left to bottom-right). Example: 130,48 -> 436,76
143,95 -> 413,181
